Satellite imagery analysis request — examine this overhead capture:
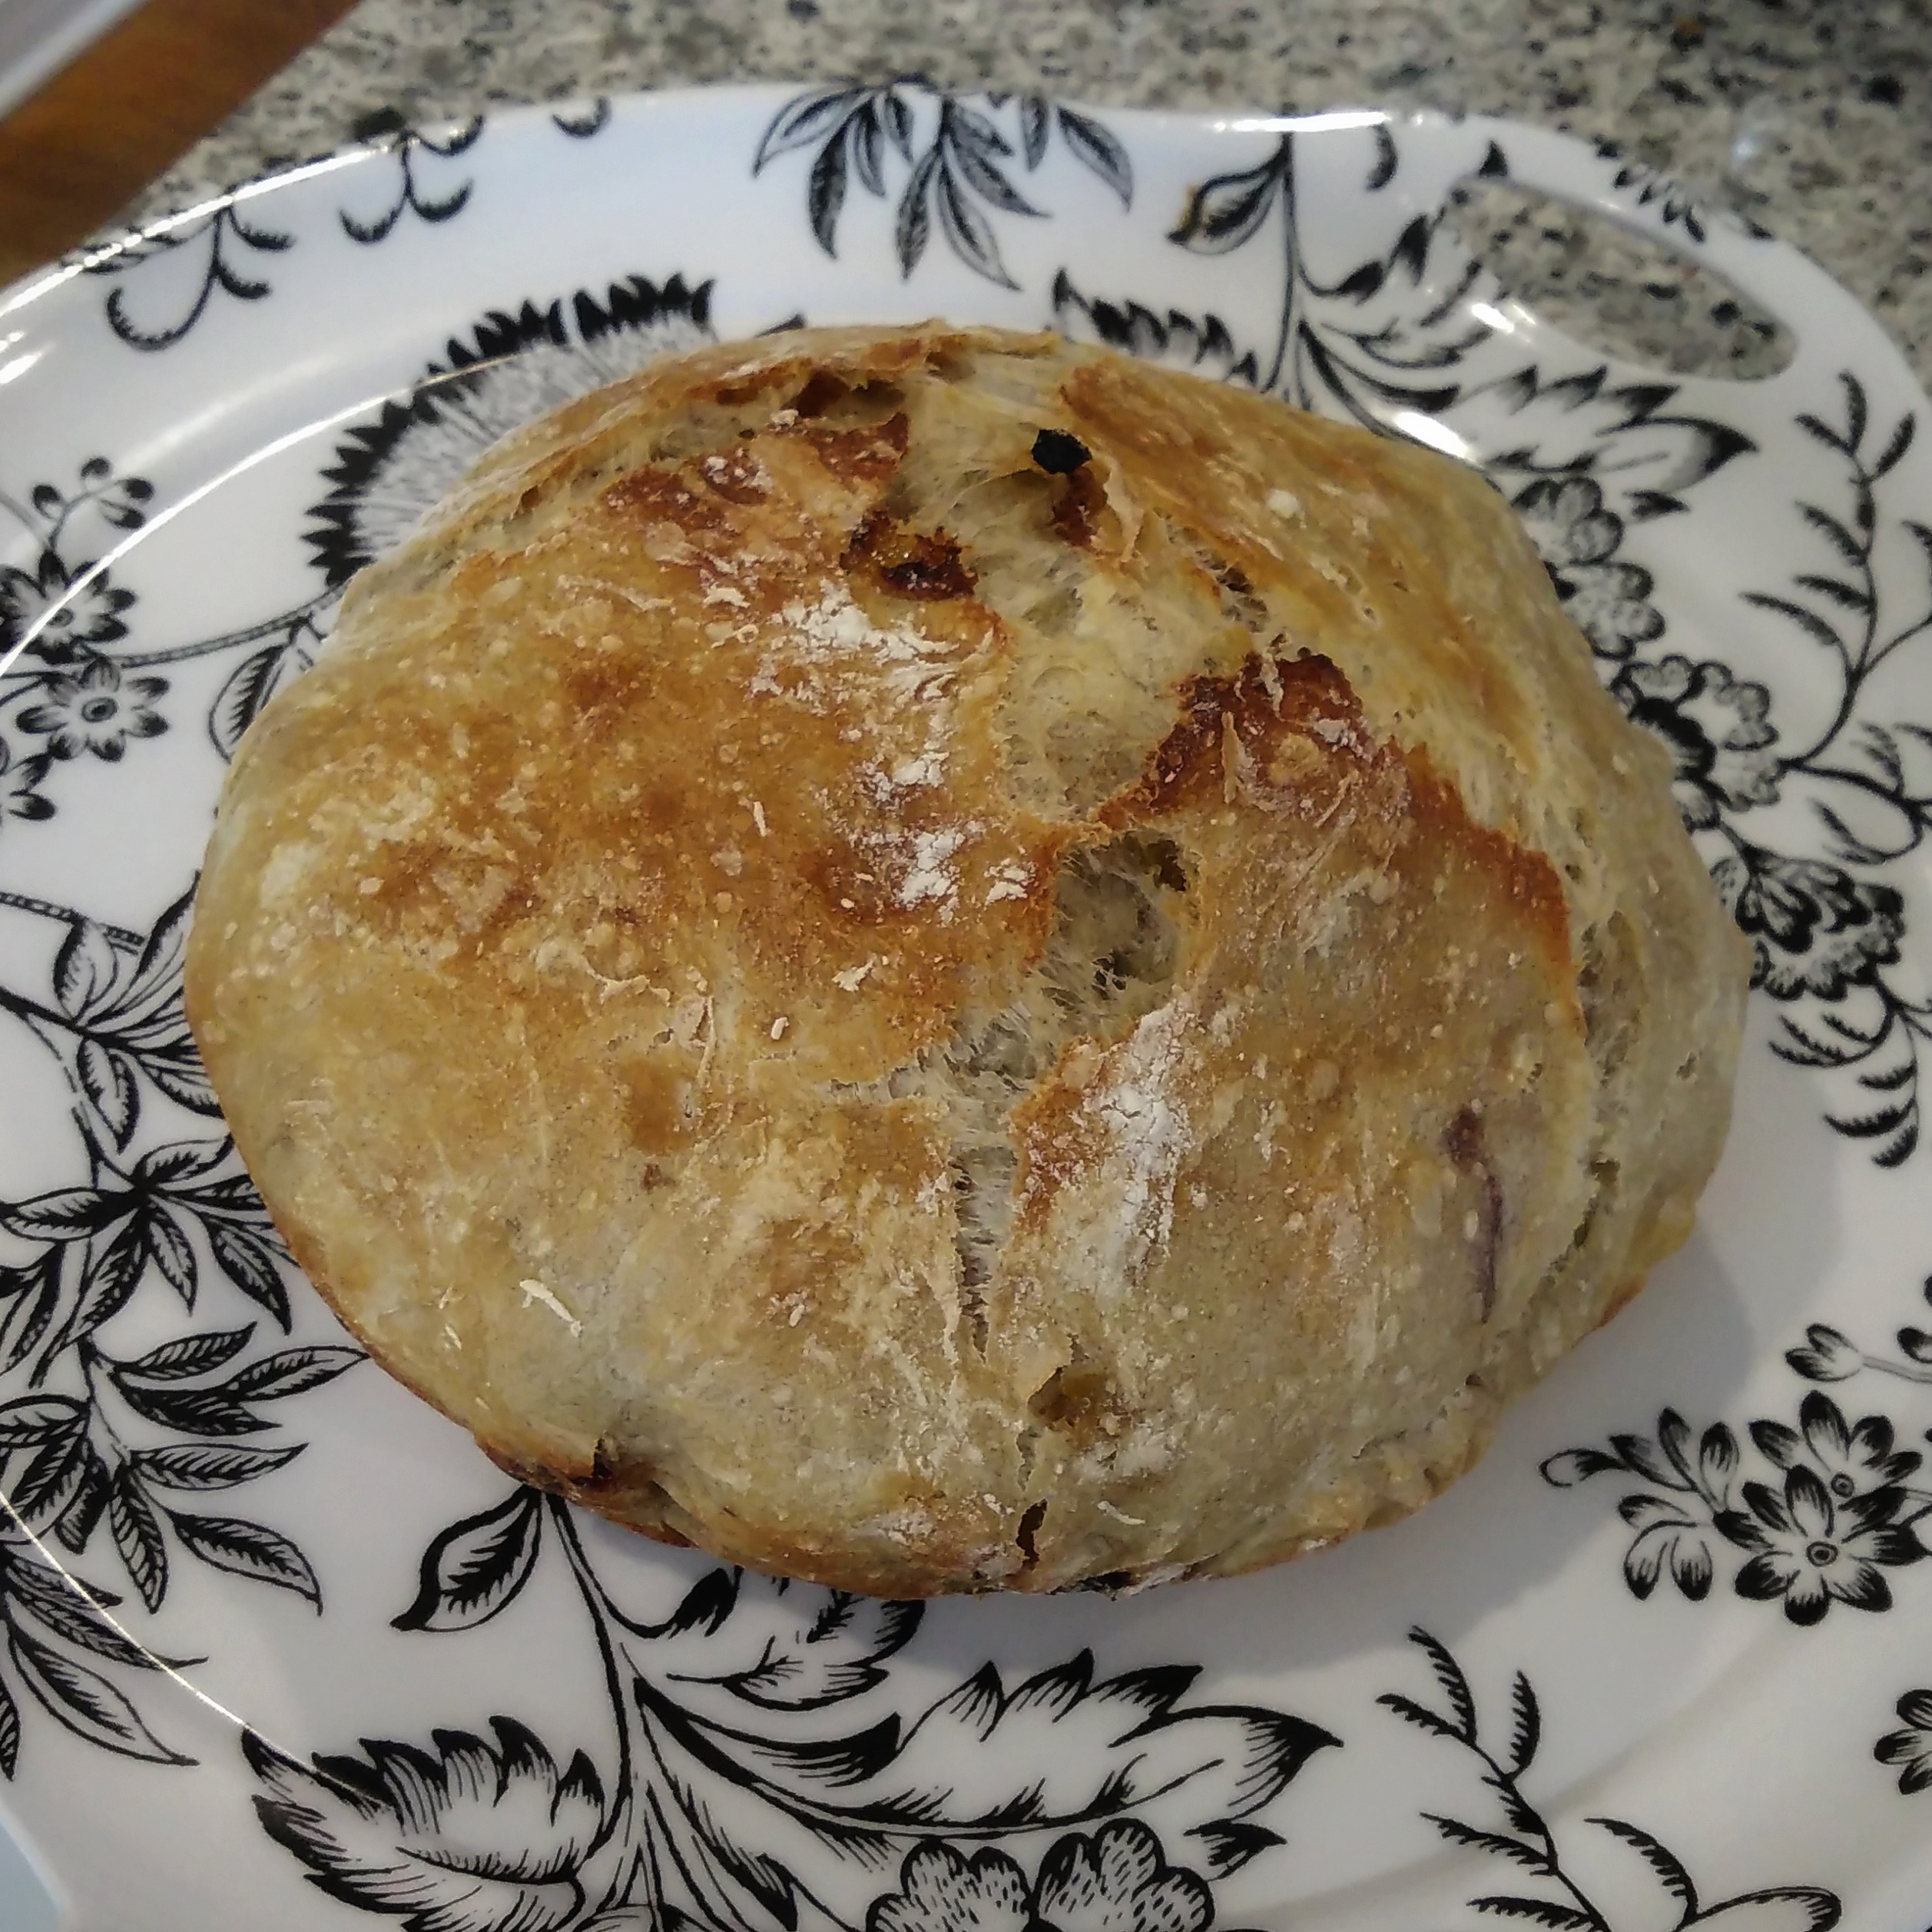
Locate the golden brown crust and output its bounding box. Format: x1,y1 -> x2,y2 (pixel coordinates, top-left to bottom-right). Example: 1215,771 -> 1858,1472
185,322 -> 1751,1596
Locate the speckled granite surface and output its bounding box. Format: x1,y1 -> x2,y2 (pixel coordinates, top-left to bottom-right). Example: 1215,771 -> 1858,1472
124,0 -> 1932,384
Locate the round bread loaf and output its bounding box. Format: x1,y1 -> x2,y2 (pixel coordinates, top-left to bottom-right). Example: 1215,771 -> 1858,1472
186,322 -> 1750,1596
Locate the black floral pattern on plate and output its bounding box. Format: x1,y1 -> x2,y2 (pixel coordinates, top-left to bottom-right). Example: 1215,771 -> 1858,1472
80,114 -> 486,352
1877,1691 -> 1932,1795
1544,1297 -> 1932,1627
754,82 -> 1131,288
1380,1630 -> 1840,1930
1,462 -> 168,830
247,1486 -> 1332,1930
0,100 -> 1927,1920
303,273 -> 720,588
1140,119 -> 1931,1169
0,884 -> 359,1773
1548,1272 -> 1932,1794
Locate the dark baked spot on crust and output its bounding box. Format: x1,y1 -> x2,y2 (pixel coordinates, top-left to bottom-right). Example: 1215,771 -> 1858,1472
789,369 -> 850,418
794,412 -> 911,487
1404,761 -> 1574,986
1031,428 -> 1091,474
694,442 -> 777,505
1447,1106 -> 1504,1322
1016,1499 -> 1047,1569
1027,1357 -> 1128,1446
843,507 -> 976,601
1106,651 -> 1368,824
1049,466 -> 1109,551
601,463 -> 731,537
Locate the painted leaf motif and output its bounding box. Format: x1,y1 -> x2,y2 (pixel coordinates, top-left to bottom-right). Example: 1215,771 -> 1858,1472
131,1443 -> 301,1491
0,1188 -> 124,1241
144,1208 -> 197,1304
120,1324 -> 254,1381
108,1467 -> 169,1612
933,156 -> 1019,288
394,1487 -> 545,1633
112,1380 -> 271,1436
632,1649 -> 1334,1929
11,1430 -> 88,1520
51,1449 -> 110,1553
0,1264 -> 59,1377
75,1039 -> 138,1148
1589,1816 -> 1697,1914
0,1395 -> 88,1446
1425,1814 -> 1549,1871
8,1553 -> 160,1669
204,1219 -> 292,1327
808,131 -> 850,256
210,635 -> 317,761
1169,147 -> 1285,253
51,920 -> 118,1021
1057,107 -> 1132,204
754,86 -> 865,171
55,1216 -> 149,1354
167,1511 -> 321,1606
1468,1897 -> 1599,1929
895,146 -> 939,276
224,1345 -> 362,1402
1685,1889 -> 1842,1931
7,1627 -> 189,1765
247,1720 -> 601,1930
1019,93 -> 1049,167
1187,1817 -> 1283,1877
670,1572 -> 923,1710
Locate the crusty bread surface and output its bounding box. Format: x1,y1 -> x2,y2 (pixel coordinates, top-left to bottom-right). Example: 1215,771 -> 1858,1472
185,323 -> 1750,1595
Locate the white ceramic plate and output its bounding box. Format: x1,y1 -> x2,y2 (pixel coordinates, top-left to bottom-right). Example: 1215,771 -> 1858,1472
2,85 -> 1930,1932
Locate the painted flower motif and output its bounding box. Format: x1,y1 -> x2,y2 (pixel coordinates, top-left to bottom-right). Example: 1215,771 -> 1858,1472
1785,1324 -> 1866,1382
1510,476 -> 1665,660
1609,654 -> 1781,830
1033,1821 -> 1214,1932
867,1824 -> 1218,1932
1710,851 -> 1906,999
1875,1688 -> 1932,1794
869,1842 -> 1035,1932
1751,1390 -> 1921,1504
16,657 -> 167,761
1716,1463 -> 1923,1624
1616,1495 -> 1720,1600
304,274 -> 718,586
246,1719 -> 605,1932
0,738 -> 54,827
0,551 -> 135,661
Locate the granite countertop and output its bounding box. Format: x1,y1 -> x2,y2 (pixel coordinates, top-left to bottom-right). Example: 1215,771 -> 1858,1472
124,0 -> 1932,388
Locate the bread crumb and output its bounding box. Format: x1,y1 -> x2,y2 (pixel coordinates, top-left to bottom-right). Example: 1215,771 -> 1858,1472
751,800 -> 768,837
1267,488 -> 1302,518
770,1016 -> 789,1039
519,1278 -> 582,1337
833,959 -> 876,992
358,877 -> 381,896
1097,1500 -> 1145,1526
713,847 -> 744,877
